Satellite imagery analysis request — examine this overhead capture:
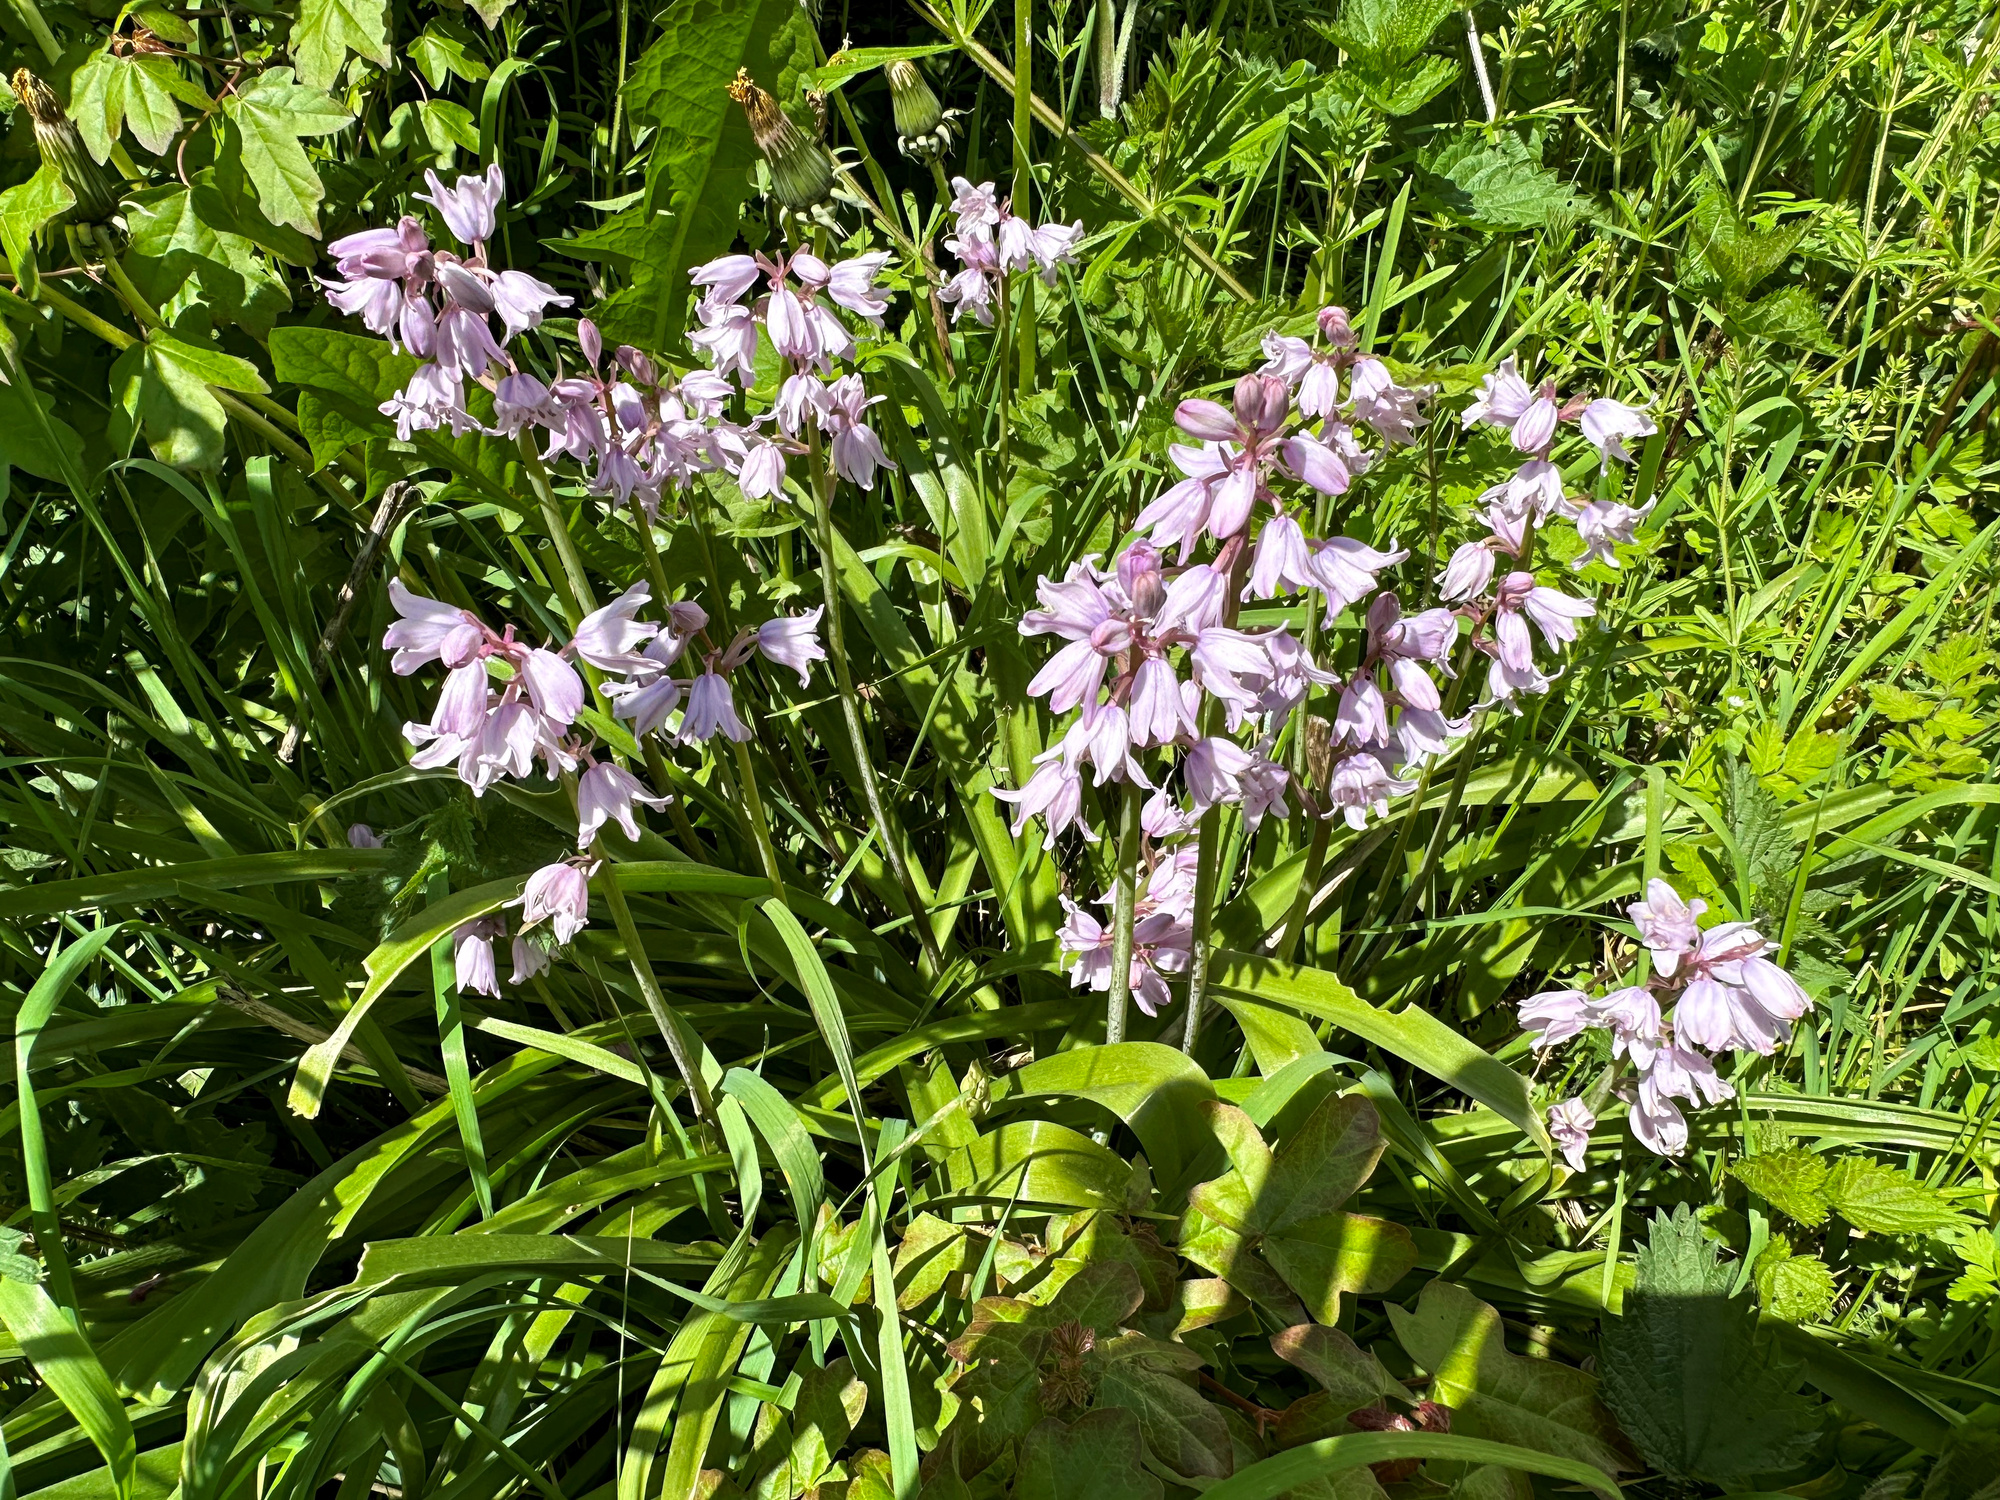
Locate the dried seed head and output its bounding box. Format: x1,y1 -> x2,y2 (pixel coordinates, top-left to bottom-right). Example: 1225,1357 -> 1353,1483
728,68 -> 832,212
9,69 -> 120,225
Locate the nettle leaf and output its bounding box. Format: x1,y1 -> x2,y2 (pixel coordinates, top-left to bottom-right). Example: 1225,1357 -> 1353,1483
292,0 -> 392,91
1391,1281 -> 1635,1475
1014,1411 -> 1162,1500
1731,1147 -> 1831,1227
1753,1238 -> 1837,1323
111,333 -> 269,471
70,51 -> 205,160
1422,131 -> 1591,230
1728,285 -> 1838,354
1687,175 -> 1805,301
1598,1206 -> 1822,1482
1822,1157 -> 1967,1234
221,69 -> 351,236
1316,0 -> 1455,68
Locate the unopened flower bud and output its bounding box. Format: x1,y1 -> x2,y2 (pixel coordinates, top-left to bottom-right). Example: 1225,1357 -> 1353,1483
729,68 -> 833,212
10,70 -> 120,225
887,58 -> 941,137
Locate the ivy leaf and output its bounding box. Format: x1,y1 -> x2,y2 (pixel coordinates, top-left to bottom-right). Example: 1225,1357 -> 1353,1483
0,164 -> 74,298
1271,1324 -> 1399,1409
1598,1206 -> 1823,1482
1014,1411 -> 1162,1500
1822,1157 -> 1966,1235
1390,1280 -> 1636,1474
1421,131 -> 1592,230
410,22 -> 492,89
1730,1148 -> 1831,1227
292,0 -> 392,91
70,51 -> 198,159
125,185 -> 292,336
220,68 -> 351,236
111,333 -> 269,471
1087,1333 -> 1231,1479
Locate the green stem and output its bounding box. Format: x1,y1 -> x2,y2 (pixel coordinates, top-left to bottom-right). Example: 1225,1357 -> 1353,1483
514,434 -> 597,627
1105,782 -> 1141,1045
596,853 -> 717,1122
1180,798 -> 1223,1053
806,433 -> 948,977
731,739 -> 788,903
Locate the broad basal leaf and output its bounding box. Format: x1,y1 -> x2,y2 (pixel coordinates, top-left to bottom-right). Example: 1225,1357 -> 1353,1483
1392,1281 -> 1635,1475
220,68 -> 351,235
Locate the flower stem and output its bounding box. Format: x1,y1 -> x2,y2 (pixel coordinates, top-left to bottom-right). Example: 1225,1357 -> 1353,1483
595,851 -> 717,1122
1180,799 -> 1223,1052
805,433 -> 948,977
514,434 -> 597,628
731,738 -> 788,903
1105,781 -> 1142,1045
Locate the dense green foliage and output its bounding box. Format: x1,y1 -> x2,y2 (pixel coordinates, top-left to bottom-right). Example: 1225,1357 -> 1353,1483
2,0 -> 2000,1498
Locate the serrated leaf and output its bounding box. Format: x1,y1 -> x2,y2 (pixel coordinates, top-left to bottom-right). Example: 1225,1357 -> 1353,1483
1687,175 -> 1805,299
1731,1148 -> 1831,1227
1317,0 -> 1455,68
0,370 -> 88,501
220,68 -> 351,235
1598,1207 -> 1823,1482
1868,684 -> 1932,722
1422,131 -> 1591,230
1728,285 -> 1837,354
1391,1281 -> 1635,1475
1753,1239 -> 1837,1323
616,0 -> 817,351
292,0 -> 391,91
1822,1157 -> 1966,1235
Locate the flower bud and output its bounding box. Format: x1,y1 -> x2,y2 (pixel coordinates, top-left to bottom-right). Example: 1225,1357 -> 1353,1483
729,68 -> 833,212
887,59 -> 942,138
9,70 -> 120,226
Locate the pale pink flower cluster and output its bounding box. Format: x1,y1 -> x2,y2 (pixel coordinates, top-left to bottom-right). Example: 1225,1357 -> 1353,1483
937,178 -> 1083,324
688,248 -> 898,492
1524,878 -> 1814,1167
1058,847 -> 1198,1016
1441,358 -> 1657,705
1000,311 -> 1444,863
383,577 -> 825,993
325,166 -> 571,442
